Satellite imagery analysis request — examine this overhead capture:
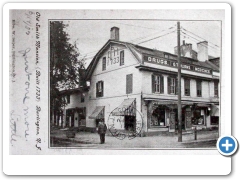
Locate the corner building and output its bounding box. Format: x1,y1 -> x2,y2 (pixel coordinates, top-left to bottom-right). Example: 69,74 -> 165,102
66,27 -> 220,135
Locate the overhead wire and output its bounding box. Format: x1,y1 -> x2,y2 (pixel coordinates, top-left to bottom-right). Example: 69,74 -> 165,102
181,27 -> 220,48
181,31 -> 220,51
137,30 -> 177,45
78,26 -> 176,58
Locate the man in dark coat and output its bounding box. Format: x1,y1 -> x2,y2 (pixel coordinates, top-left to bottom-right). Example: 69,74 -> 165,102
97,119 -> 107,144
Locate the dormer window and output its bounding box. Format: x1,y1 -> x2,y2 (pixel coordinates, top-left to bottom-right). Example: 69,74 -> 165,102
164,54 -> 169,59
120,50 -> 124,66
102,57 -> 106,71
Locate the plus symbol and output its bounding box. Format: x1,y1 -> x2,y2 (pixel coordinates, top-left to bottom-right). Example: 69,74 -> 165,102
222,139 -> 233,151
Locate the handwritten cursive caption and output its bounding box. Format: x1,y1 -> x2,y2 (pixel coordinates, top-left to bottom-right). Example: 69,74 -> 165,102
35,12 -> 42,150
10,11 -> 42,151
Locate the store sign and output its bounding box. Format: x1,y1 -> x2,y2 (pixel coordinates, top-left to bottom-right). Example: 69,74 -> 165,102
143,55 -> 211,74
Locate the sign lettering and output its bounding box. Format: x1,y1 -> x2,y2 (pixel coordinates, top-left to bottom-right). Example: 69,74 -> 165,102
144,55 -> 211,74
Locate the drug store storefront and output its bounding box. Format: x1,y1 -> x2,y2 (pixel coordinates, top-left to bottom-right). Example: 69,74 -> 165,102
145,99 -> 213,132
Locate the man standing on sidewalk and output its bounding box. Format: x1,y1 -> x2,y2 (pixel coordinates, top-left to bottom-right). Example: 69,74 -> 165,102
97,119 -> 107,144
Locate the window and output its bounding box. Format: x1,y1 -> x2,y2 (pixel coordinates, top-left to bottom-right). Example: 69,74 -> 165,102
66,94 -> 70,104
151,107 -> 165,126
164,54 -> 169,59
184,78 -> 190,96
214,81 -> 219,97
152,75 -> 164,93
168,77 -> 177,94
96,81 -> 104,97
126,74 -> 133,94
192,110 -> 204,125
80,94 -> 85,103
114,48 -> 118,56
102,57 -> 106,71
210,116 -> 219,125
120,50 -> 124,66
196,80 -> 202,97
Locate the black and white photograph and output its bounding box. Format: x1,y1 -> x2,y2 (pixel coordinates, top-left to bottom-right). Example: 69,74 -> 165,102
49,18 -> 220,149
4,4 -> 234,175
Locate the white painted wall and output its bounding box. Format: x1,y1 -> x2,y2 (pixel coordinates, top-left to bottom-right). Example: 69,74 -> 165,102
141,70 -> 212,100
202,81 -> 210,98
190,79 -> 197,97
86,43 -> 142,128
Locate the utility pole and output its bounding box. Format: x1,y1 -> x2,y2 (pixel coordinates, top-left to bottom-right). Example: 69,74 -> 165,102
177,21 -> 182,142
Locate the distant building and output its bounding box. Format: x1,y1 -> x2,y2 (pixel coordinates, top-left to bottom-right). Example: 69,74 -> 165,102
55,27 -> 220,135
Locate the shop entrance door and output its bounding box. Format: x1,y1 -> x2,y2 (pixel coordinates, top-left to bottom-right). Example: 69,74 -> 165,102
169,112 -> 176,132
124,116 -> 136,131
185,109 -> 192,129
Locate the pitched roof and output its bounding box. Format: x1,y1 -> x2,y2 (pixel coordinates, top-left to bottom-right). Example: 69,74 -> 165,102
86,39 -> 220,79
129,43 -> 219,71
85,40 -> 142,80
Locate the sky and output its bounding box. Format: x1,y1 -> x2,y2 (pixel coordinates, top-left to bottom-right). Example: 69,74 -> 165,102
63,19 -> 221,68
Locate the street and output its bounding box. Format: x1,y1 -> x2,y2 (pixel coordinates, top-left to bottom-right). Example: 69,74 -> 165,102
50,129 -> 218,149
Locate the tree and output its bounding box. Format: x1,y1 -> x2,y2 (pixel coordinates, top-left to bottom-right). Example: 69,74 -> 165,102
50,21 -> 85,125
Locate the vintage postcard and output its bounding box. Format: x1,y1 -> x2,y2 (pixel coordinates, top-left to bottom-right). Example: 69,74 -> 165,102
3,3 -> 232,175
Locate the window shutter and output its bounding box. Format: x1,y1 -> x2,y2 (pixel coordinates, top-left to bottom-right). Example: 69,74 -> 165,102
168,77 -> 171,94
102,57 -> 106,71
152,75 -> 155,93
67,95 -> 70,104
101,81 -> 104,97
196,80 -> 198,96
184,78 -> 186,95
129,74 -> 133,93
120,50 -> 124,66
175,77 -> 178,95
96,82 -> 98,97
160,75 -> 164,93
126,74 -> 133,94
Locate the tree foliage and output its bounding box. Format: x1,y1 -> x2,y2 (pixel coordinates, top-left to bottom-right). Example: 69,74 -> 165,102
50,21 -> 85,115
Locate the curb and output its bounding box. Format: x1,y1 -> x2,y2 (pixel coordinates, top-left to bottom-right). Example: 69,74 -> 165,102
51,136 -> 93,144
181,138 -> 217,144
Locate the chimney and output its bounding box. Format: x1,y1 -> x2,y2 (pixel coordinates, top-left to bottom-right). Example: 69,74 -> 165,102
174,42 -> 193,58
110,27 -> 119,41
197,41 -> 208,62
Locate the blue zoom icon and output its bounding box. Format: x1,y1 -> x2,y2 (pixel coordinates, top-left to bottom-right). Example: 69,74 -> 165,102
217,136 -> 238,156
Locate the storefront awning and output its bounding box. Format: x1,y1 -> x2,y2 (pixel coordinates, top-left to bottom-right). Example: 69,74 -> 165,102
196,103 -> 211,107
89,106 -> 104,119
111,98 -> 136,116
211,105 -> 219,116
151,100 -> 193,108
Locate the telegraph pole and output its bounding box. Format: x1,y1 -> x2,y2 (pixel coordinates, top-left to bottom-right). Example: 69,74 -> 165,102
177,21 -> 182,142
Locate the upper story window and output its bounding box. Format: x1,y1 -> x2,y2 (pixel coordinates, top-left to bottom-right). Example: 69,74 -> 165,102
80,94 -> 85,103
114,48 -> 119,56
120,50 -> 124,66
102,57 -> 106,71
96,81 -> 104,97
168,77 -> 177,95
64,94 -> 70,104
126,74 -> 133,94
152,74 -> 164,93
196,80 -> 202,97
184,78 -> 190,96
214,81 -> 219,97
164,54 -> 169,59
